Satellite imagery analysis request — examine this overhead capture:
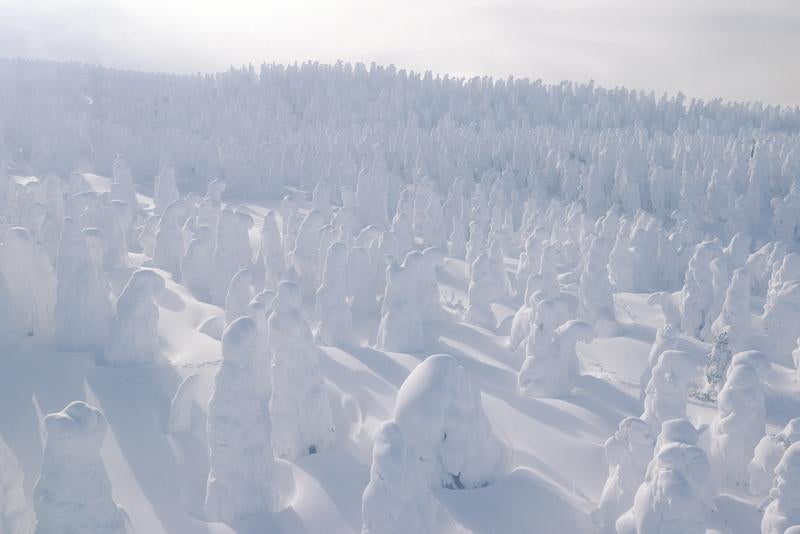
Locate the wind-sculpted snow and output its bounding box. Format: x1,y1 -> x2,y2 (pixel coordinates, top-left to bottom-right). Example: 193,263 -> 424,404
762,443 -> 800,534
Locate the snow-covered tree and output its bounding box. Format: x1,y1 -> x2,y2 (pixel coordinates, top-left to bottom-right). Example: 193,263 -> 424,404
519,318 -> 594,398
181,225 -> 215,302
377,257 -> 425,353
224,268 -> 254,325
268,281 -> 335,460
0,226 -> 57,338
593,417 -> 655,533
315,241 -> 355,347
680,242 -> 716,340
101,269 -> 165,366
361,422 -> 448,534
465,253 -> 497,330
205,317 -> 275,523
709,355 -> 766,491
0,434 -> 34,534
33,401 -> 127,534
762,442 -> 800,534
763,280 -> 800,366
53,218 -> 112,354
394,354 -> 510,489
616,443 -> 710,534
641,350 -> 698,431
639,323 -> 680,402
749,418 -> 800,499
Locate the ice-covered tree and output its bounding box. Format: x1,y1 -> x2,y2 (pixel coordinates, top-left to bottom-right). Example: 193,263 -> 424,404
762,443 -> 800,534
519,317 -> 594,398
0,434 -> 34,534
289,210 -> 325,296
749,418 -> 800,499
639,323 -> 680,403
616,443 -> 710,534
101,269 -> 165,366
257,210 -> 284,291
394,354 -> 510,489
709,356 -> 766,491
181,225 -> 215,302
53,219 -> 112,354
593,417 -> 656,534
33,401 -> 127,534
680,242 -> 716,340
315,242 -> 355,347
347,246 -> 378,314
361,422 -> 447,534
153,162 -> 179,214
641,350 -> 698,431
211,207 -> 254,305
709,267 -> 751,351
268,281 -> 335,460
762,280 -> 800,366
0,226 -> 57,338
224,268 -> 254,325
377,257 -> 425,353
205,317 -> 275,523
465,253 -> 496,330
152,199 -> 185,279
579,236 -> 615,327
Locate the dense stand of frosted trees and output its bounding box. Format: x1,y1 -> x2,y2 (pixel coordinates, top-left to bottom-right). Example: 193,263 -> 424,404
0,58 -> 799,533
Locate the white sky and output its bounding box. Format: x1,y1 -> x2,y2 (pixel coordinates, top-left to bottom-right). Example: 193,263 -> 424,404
2,0 -> 799,106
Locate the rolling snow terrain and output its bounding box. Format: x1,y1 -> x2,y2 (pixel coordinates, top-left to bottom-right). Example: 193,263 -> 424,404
0,59 -> 799,534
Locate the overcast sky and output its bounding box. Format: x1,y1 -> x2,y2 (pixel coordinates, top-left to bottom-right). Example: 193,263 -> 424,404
1,0 -> 798,106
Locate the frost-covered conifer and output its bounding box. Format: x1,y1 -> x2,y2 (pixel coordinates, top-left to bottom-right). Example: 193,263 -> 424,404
519,318 -> 594,398
593,418 -> 655,534
102,269 -> 165,366
709,267 -> 751,350
33,402 -> 127,534
377,257 -> 424,352
211,207 -> 254,305
616,443 -> 710,534
258,210 -> 284,291
361,422 -> 446,534
749,418 -> 800,499
710,356 -> 766,491
762,443 -> 800,534
579,236 -> 615,327
0,434 -> 34,534
641,350 -> 698,431
152,199 -> 186,279
347,246 -> 378,314
205,318 -> 275,523
762,280 -> 800,366
181,225 -> 215,302
639,323 -> 680,402
315,242 -> 355,347
268,281 -> 334,460
680,242 -> 716,339
224,268 -> 254,324
289,210 -> 325,296
0,226 -> 57,338
394,354 -> 510,489
154,162 -> 179,215
466,253 -> 496,330
53,219 -> 112,354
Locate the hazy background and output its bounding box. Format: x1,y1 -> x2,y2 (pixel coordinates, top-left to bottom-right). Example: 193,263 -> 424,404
2,0 -> 798,106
